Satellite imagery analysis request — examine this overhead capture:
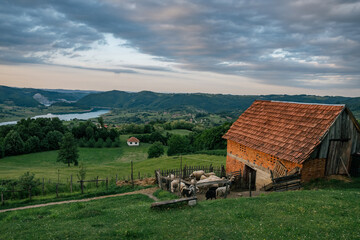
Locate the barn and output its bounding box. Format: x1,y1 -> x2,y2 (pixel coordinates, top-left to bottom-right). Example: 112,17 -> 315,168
223,100 -> 360,189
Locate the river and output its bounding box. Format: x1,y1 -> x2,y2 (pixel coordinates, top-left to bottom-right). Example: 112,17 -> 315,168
0,109 -> 111,126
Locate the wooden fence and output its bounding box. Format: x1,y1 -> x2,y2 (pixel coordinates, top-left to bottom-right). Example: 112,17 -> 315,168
157,164 -> 226,179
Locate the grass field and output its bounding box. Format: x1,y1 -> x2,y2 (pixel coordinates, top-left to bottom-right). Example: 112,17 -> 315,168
0,136 -> 225,182
0,185 -> 359,239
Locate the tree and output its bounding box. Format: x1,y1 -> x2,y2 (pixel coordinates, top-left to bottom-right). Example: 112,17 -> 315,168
98,117 -> 104,128
77,163 -> 86,181
4,130 -> 24,156
0,137 -> 4,158
24,136 -> 40,153
95,138 -> 104,148
105,137 -> 112,148
167,135 -> 191,156
18,172 -> 40,191
57,133 -> 79,167
46,130 -> 64,150
148,141 -> 165,158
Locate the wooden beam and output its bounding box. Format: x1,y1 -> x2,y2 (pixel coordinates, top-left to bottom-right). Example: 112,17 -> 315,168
151,197 -> 197,208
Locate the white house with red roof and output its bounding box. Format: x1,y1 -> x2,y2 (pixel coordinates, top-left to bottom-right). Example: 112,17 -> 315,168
127,137 -> 140,146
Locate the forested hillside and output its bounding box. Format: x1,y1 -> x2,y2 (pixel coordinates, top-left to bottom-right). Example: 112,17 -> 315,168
0,85 -> 91,107
74,90 -> 360,118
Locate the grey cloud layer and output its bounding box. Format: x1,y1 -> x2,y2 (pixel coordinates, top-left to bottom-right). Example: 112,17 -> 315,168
1,0 -> 360,89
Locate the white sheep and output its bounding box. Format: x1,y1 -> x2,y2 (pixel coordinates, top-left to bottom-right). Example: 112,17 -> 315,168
190,170 -> 205,180
170,180 -> 179,192
179,182 -> 186,192
205,172 -> 216,177
216,186 -> 229,197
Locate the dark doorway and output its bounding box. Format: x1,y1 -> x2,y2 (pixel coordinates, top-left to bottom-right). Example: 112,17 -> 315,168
325,139 -> 352,176
243,165 -> 256,190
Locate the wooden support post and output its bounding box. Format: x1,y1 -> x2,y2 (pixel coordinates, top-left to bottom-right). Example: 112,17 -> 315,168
249,172 -> 252,197
1,191 -> 4,206
96,176 -> 99,188
70,175 -> 73,193
106,178 -> 108,191
156,171 -> 161,189
224,182 -> 228,199
179,155 -> 182,196
116,174 -> 118,182
80,180 -> 84,194
138,172 -> 140,180
131,161 -> 134,188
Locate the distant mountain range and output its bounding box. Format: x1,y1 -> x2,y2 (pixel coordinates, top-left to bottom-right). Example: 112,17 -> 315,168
0,85 -> 359,118
0,85 -> 97,107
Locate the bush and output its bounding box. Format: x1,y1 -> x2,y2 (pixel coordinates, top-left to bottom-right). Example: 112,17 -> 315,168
95,138 -> 104,148
195,149 -> 227,156
167,135 -> 192,156
148,142 -> 165,158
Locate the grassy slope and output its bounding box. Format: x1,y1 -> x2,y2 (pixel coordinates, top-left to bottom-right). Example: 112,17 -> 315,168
0,188 -> 359,239
0,136 -> 225,181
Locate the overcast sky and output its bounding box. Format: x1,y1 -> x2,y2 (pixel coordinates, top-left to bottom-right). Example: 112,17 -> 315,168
0,0 -> 359,96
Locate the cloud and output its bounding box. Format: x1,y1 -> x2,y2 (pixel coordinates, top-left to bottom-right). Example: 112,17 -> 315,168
1,0 -> 360,90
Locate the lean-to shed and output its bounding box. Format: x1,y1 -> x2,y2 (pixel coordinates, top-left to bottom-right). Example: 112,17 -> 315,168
223,100 -> 360,188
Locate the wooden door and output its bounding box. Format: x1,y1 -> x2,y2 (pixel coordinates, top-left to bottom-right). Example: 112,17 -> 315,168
243,165 -> 256,190
325,140 -> 352,176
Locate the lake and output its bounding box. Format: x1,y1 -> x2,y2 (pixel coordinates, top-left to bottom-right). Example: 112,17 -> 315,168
0,109 -> 110,126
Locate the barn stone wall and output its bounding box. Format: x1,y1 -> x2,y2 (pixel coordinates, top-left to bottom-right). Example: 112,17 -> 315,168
301,158 -> 326,182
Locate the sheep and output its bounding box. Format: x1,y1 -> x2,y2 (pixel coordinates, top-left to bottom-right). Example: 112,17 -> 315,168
204,172 -> 216,177
216,186 -> 230,197
170,180 -> 179,192
205,187 -> 217,200
200,175 -> 207,180
179,182 -> 186,192
167,174 -> 175,180
190,170 -> 205,180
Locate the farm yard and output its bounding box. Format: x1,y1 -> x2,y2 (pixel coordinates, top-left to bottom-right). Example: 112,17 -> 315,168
0,180 -> 359,239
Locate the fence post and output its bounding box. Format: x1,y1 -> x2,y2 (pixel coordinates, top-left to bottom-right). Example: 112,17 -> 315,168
116,174 -> 118,183
70,175 -> 73,193
131,161 -> 134,188
138,172 -> 140,180
106,178 -> 108,191
81,180 -> 84,194
1,191 -> 4,205
96,176 -> 99,188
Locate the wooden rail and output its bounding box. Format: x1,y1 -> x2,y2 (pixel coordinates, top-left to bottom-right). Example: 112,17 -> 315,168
151,197 -> 197,208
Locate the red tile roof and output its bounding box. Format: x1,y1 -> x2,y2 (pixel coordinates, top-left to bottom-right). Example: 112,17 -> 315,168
223,100 -> 344,164
127,137 -> 140,142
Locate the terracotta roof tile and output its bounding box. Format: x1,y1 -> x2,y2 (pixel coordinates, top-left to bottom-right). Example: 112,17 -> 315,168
223,100 -> 344,164
127,137 -> 140,142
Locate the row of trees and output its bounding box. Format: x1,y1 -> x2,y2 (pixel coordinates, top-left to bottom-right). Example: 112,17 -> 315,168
147,122 -> 231,158
0,117 -> 120,158
117,120 -> 197,135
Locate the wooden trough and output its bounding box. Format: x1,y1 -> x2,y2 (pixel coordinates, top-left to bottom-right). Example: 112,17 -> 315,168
151,197 -> 197,208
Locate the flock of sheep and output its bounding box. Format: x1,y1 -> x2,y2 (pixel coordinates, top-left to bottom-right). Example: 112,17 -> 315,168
168,170 -> 235,200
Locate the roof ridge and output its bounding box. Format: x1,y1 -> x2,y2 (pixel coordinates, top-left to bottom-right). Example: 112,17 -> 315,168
255,100 -> 345,106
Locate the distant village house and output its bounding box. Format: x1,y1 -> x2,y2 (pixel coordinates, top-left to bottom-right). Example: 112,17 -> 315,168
223,100 -> 360,189
127,137 -> 140,147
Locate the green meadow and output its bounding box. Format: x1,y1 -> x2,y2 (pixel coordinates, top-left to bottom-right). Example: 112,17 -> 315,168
0,186 -> 359,240
0,136 -> 225,182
